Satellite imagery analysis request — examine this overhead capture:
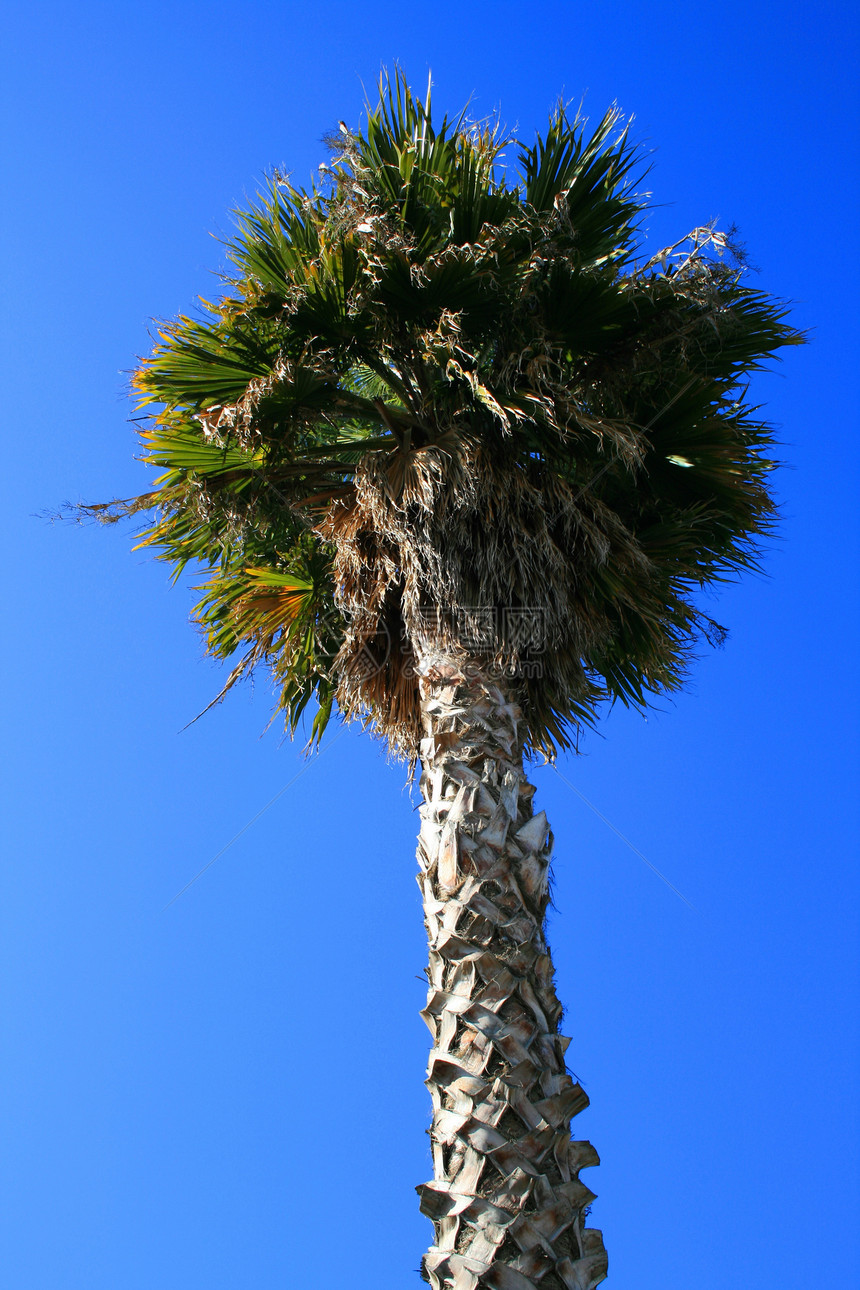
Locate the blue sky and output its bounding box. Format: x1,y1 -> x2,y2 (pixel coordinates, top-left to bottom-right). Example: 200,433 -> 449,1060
1,2 -> 858,1286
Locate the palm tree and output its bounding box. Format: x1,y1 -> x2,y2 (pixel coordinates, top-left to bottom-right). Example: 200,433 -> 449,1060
90,73 -> 800,1289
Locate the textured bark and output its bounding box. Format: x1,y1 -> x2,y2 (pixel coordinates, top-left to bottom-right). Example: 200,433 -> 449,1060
415,653 -> 607,1290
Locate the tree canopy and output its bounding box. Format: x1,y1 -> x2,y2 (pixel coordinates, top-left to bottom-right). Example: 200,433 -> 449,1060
94,72 -> 801,758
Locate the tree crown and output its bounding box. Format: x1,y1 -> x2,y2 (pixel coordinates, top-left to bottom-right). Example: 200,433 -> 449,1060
95,71 -> 802,758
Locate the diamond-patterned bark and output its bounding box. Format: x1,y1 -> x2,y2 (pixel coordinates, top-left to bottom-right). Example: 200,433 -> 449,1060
415,654 -> 607,1290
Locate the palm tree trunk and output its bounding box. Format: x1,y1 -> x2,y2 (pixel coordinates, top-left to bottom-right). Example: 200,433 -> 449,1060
414,651 -> 607,1290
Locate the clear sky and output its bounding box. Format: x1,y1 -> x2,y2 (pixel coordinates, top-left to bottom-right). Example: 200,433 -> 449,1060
1,2 -> 858,1286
